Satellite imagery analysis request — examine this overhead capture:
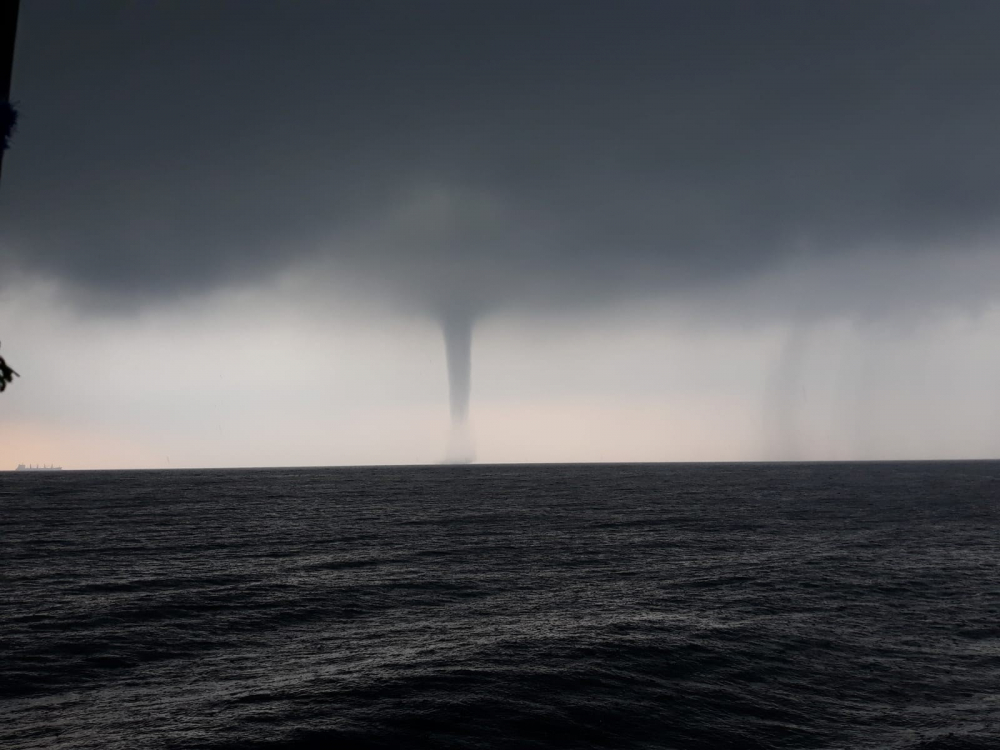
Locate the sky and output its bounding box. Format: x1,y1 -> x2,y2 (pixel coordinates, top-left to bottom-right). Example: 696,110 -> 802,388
2,0 -> 1000,468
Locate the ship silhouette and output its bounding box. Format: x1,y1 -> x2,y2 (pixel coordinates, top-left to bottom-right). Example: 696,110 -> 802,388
15,463 -> 63,471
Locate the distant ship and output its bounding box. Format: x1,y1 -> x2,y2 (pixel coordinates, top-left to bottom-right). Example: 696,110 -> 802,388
15,464 -> 63,471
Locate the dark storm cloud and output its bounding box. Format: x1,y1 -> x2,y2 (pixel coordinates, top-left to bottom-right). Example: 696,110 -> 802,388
2,0 -> 999,317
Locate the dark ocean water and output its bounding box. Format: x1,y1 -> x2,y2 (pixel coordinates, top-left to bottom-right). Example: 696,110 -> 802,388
2,462 -> 999,750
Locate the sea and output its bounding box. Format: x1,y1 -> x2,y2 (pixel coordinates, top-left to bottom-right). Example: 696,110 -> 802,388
2,462 -> 998,750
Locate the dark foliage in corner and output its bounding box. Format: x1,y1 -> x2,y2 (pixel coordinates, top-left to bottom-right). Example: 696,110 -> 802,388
0,342 -> 18,392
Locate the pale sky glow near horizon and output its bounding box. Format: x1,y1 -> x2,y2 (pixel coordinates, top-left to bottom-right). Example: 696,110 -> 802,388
3,1 -> 1000,468
3,271 -> 1000,470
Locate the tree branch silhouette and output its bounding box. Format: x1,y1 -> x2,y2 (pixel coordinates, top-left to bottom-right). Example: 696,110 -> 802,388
0,342 -> 18,392
1,0 -> 19,182
1,1 -> 21,393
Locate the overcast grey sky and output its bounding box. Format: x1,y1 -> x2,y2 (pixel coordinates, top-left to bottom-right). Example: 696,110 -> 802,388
2,1 -> 999,467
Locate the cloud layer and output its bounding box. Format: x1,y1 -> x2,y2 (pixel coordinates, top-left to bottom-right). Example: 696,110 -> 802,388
2,1 -> 999,321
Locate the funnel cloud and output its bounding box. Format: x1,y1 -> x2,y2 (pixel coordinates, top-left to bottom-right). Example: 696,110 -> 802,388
442,310 -> 474,462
